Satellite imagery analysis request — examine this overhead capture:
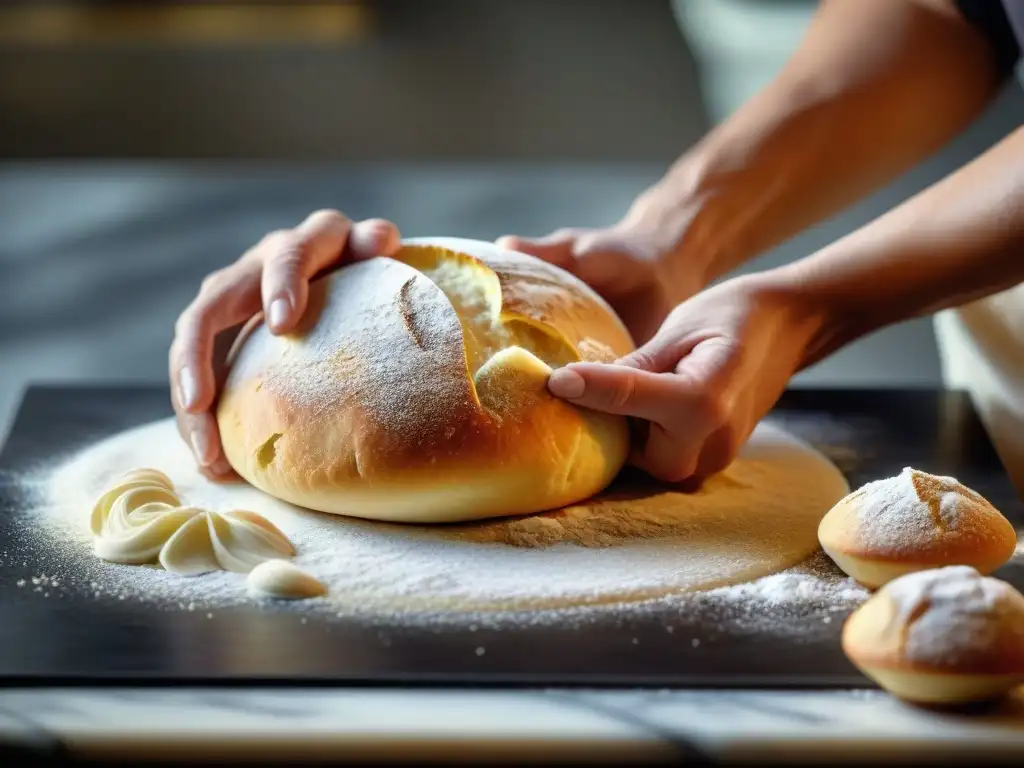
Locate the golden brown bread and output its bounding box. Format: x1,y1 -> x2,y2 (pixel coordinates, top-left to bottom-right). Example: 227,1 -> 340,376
842,566 -> 1024,704
216,237 -> 636,523
818,467 -> 1017,589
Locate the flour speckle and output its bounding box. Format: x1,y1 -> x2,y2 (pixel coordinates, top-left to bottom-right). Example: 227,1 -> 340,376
10,416 -> 867,634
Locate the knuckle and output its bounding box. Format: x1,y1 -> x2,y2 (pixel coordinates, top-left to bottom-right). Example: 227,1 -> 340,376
649,456 -> 695,484
359,216 -> 389,228
173,309 -> 194,340
264,229 -> 291,245
601,373 -> 637,412
660,467 -> 692,484
269,242 -> 305,275
177,293 -> 215,339
694,389 -> 731,426
307,208 -> 346,228
553,227 -> 582,242
701,453 -> 733,479
626,349 -> 660,372
573,230 -> 606,254
168,335 -> 184,366
264,232 -> 306,270
254,229 -> 292,256
198,268 -> 225,295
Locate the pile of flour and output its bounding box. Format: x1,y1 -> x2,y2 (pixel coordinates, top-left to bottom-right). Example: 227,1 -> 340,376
10,418 -> 875,630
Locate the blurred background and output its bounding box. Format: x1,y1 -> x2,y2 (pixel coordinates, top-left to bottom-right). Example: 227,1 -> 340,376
2,0 -> 1024,440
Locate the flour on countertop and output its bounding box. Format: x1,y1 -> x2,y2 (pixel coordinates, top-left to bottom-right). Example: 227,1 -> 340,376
11,417 -> 866,631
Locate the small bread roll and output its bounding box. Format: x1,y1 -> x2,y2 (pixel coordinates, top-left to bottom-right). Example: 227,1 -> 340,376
818,467 -> 1016,589
217,237 -> 635,524
842,566 -> 1024,704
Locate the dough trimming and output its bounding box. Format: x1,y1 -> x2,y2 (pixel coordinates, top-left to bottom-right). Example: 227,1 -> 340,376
90,468 -> 296,576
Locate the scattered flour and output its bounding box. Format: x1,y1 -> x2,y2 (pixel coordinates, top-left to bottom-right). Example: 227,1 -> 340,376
11,417 -> 868,631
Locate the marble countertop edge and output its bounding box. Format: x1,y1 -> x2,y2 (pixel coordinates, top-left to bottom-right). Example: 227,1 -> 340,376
0,687 -> 1019,761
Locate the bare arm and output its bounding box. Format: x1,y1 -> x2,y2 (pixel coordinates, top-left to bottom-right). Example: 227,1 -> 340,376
626,0 -> 1007,289
756,125 -> 1024,368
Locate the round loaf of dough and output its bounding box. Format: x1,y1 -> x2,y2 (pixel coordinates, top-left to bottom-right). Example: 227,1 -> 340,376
842,566 -> 1024,704
818,467 -> 1016,589
217,237 -> 635,524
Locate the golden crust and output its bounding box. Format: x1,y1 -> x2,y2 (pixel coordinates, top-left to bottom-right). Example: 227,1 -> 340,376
841,567 -> 1024,702
216,237 -> 634,523
818,468 -> 1016,588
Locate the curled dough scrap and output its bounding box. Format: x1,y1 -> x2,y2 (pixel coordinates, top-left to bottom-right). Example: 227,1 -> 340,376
247,559 -> 328,600
91,468 -> 296,577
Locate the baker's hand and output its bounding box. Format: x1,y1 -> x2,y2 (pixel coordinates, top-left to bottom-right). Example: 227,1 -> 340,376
496,225 -> 697,345
170,210 -> 401,479
546,274 -> 825,484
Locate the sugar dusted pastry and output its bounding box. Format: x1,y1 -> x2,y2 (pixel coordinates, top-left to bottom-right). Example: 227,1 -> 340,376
842,566 -> 1024,704
818,467 -> 1016,588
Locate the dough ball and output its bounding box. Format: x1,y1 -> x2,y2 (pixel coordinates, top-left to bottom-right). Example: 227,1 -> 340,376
217,237 -> 635,524
818,467 -> 1016,589
842,566 -> 1024,705
247,559 -> 327,600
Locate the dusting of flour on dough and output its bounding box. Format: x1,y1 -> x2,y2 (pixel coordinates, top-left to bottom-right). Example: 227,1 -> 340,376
882,566 -> 1024,668
845,468 -> 966,556
13,416 -> 859,629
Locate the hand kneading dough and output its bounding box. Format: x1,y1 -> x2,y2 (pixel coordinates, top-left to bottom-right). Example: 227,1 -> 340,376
217,237 -> 636,524
843,566 -> 1024,704
818,467 -> 1016,589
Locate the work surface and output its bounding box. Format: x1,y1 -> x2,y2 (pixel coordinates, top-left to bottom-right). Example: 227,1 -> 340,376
2,385 -> 1021,686
0,386 -> 1022,761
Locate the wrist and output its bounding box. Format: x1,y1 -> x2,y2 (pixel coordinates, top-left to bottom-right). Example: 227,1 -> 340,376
746,265 -> 861,372
616,169 -> 719,296
618,141 -> 778,291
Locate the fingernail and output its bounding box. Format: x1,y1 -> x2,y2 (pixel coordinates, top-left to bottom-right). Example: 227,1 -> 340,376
179,367 -> 198,410
548,368 -> 586,399
190,430 -> 213,466
268,297 -> 290,330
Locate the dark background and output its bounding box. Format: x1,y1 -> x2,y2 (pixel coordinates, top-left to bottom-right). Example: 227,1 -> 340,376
2,0 -> 1024,440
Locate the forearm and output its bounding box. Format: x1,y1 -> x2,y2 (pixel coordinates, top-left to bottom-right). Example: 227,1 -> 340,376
626,0 -> 1004,290
769,125 -> 1024,369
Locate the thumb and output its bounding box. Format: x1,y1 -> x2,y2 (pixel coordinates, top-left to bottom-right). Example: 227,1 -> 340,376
549,337 -> 743,426
547,362 -> 688,424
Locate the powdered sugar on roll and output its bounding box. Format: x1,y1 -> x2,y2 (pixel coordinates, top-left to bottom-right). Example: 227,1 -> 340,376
818,467 -> 1017,589
885,566 -> 1024,670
